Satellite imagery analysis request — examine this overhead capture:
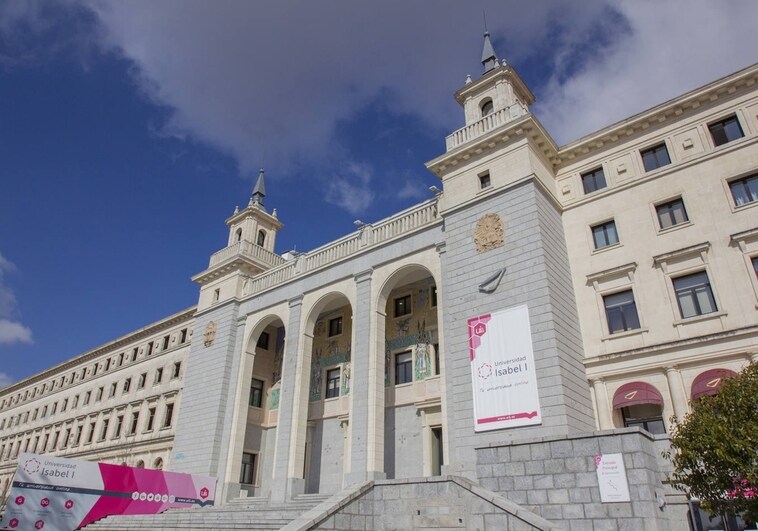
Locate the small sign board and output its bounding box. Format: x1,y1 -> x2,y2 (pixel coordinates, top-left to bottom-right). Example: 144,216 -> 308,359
595,453 -> 631,503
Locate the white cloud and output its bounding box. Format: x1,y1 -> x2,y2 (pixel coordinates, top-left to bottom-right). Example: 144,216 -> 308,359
325,162 -> 375,216
535,0 -> 758,144
0,319 -> 32,345
0,371 -> 13,389
0,253 -> 33,345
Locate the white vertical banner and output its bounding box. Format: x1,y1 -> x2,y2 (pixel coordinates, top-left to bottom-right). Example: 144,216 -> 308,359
468,305 -> 542,431
594,453 -> 632,502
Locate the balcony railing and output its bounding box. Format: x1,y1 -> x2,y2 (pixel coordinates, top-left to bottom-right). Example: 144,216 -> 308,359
445,103 -> 528,151
209,240 -> 287,268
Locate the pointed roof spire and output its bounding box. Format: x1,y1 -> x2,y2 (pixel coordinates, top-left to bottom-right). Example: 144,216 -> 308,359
251,168 -> 266,206
481,30 -> 498,74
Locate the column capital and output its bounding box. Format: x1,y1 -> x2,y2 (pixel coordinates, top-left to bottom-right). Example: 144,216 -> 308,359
664,365 -> 680,375
435,242 -> 447,255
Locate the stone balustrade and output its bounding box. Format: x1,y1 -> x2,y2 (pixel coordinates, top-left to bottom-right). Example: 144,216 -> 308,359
209,240 -> 287,268
445,103 -> 527,151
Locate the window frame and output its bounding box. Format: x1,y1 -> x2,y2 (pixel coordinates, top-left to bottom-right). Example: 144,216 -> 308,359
602,289 -> 641,335
328,316 -> 343,337
395,350 -> 413,385
325,368 -> 341,399
249,378 -> 265,408
581,167 -> 607,195
708,114 -> 744,147
655,197 -> 689,231
256,331 -> 270,350
393,294 -> 412,318
672,270 -> 718,319
240,452 -> 257,485
478,171 -> 492,190
640,142 -> 671,173
728,173 -> 758,208
590,219 -> 620,250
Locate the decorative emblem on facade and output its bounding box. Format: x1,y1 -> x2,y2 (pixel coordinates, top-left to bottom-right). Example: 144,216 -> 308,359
203,321 -> 216,347
474,213 -> 504,252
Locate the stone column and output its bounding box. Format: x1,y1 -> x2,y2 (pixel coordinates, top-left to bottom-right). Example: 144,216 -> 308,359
269,296 -> 306,502
591,379 -> 614,430
344,269 -> 385,485
665,366 -> 689,420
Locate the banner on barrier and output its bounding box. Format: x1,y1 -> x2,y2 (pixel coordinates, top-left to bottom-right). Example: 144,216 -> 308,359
0,453 -> 215,531
468,305 -> 542,432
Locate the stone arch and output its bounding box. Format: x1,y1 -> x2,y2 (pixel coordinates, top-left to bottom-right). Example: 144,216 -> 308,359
480,97 -> 494,117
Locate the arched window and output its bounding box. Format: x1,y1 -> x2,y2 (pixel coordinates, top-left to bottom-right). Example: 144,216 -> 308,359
153,457 -> 164,470
135,460 -> 145,469
236,228 -> 242,243
480,98 -> 494,117
257,230 -> 266,247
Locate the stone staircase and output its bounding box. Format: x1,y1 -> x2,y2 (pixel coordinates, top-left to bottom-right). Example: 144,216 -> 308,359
82,493 -> 332,531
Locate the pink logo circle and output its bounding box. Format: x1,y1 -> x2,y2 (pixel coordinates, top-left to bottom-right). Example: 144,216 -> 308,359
40,498 -> 50,507
8,518 -> 19,528
474,323 -> 487,336
65,500 -> 74,509
199,487 -> 209,500
15,496 -> 25,505
35,520 -> 45,529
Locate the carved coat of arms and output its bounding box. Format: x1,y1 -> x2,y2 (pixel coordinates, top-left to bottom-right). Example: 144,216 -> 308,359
204,321 -> 217,347
474,213 -> 504,252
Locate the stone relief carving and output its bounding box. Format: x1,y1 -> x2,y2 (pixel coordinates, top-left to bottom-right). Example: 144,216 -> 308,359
474,213 -> 504,252
203,321 -> 216,347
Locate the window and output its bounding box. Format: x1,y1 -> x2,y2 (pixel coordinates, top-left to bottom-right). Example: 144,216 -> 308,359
131,347 -> 138,361
256,331 -> 270,350
62,399 -> 68,412
328,317 -> 342,337
74,426 -> 82,446
73,395 -> 78,408
480,99 -> 494,117
114,415 -> 124,438
394,295 -> 412,317
673,271 -> 717,319
236,228 -> 243,242
581,167 -> 607,194
656,198 -> 688,229
257,230 -> 266,247
729,174 -> 758,207
83,392 -> 90,406
119,353 -> 125,366
162,335 -> 170,350
621,404 -> 665,435
123,378 -> 131,393
147,342 -> 154,356
591,220 -> 619,249
99,419 -> 109,441
138,373 -> 147,389
51,431 -> 59,450
325,368 -> 340,399
51,402 -> 57,415
431,286 -> 437,307
434,343 -> 440,376
709,115 -> 744,146
42,405 -> 48,417
163,404 -> 174,428
129,412 -> 139,435
145,407 -> 156,432
109,382 -> 117,398
180,328 -> 188,344
395,351 -> 413,385
479,171 -> 491,190
154,368 -> 163,385
96,387 -> 103,401
173,362 -> 181,379
105,359 -> 111,371
86,422 -> 95,444
641,143 -> 671,172
213,288 -> 220,302
92,363 -> 98,376
603,290 -> 641,334
753,256 -> 758,278
240,452 -> 256,484
249,378 -> 264,408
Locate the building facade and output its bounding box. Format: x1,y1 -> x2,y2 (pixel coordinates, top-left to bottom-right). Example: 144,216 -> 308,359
1,35 -> 757,526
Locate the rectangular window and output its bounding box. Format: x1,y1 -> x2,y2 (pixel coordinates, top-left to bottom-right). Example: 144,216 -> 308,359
249,378 -> 264,408
62,429 -> 70,448
109,382 -> 117,398
603,290 -> 641,334
83,392 -> 90,406
51,402 -> 57,415
129,412 -> 139,435
131,347 -> 138,361
641,143 -> 671,172
92,364 -> 98,376
147,342 -> 154,356
240,452 -> 256,485
729,174 -> 758,207
256,331 -> 270,350
163,403 -> 174,428
42,405 -> 48,417
162,335 -> 170,350
123,378 -> 131,393
119,353 -> 125,366
479,171 -> 491,189
154,368 -> 163,385
328,317 -> 342,337
62,398 -> 68,412
138,373 -> 146,389
180,328 -> 188,344
96,387 -> 103,401
709,115 -> 744,146
173,362 -> 181,379
73,395 -> 78,408
325,368 -> 340,399
581,167 -> 607,194
145,408 -> 156,432
394,295 -> 412,317
656,198 -> 689,229
395,351 -> 413,385
32,409 -> 38,421
74,426 -> 82,446
99,419 -> 109,441
431,286 -> 438,307
51,431 -> 59,450
591,220 -> 619,249
86,422 -> 95,444
114,415 -> 124,438
753,256 -> 758,278
434,343 -> 440,376
673,271 -> 717,319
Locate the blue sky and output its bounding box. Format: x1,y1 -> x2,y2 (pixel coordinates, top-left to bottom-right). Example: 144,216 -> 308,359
1,1 -> 756,387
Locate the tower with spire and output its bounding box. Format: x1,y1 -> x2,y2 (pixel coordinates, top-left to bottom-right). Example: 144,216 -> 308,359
192,168 -> 284,310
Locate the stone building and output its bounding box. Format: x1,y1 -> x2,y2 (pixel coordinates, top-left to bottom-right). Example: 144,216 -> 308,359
1,34 -> 756,528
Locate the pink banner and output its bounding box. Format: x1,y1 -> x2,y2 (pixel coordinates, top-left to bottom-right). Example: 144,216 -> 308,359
1,453 -> 215,530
